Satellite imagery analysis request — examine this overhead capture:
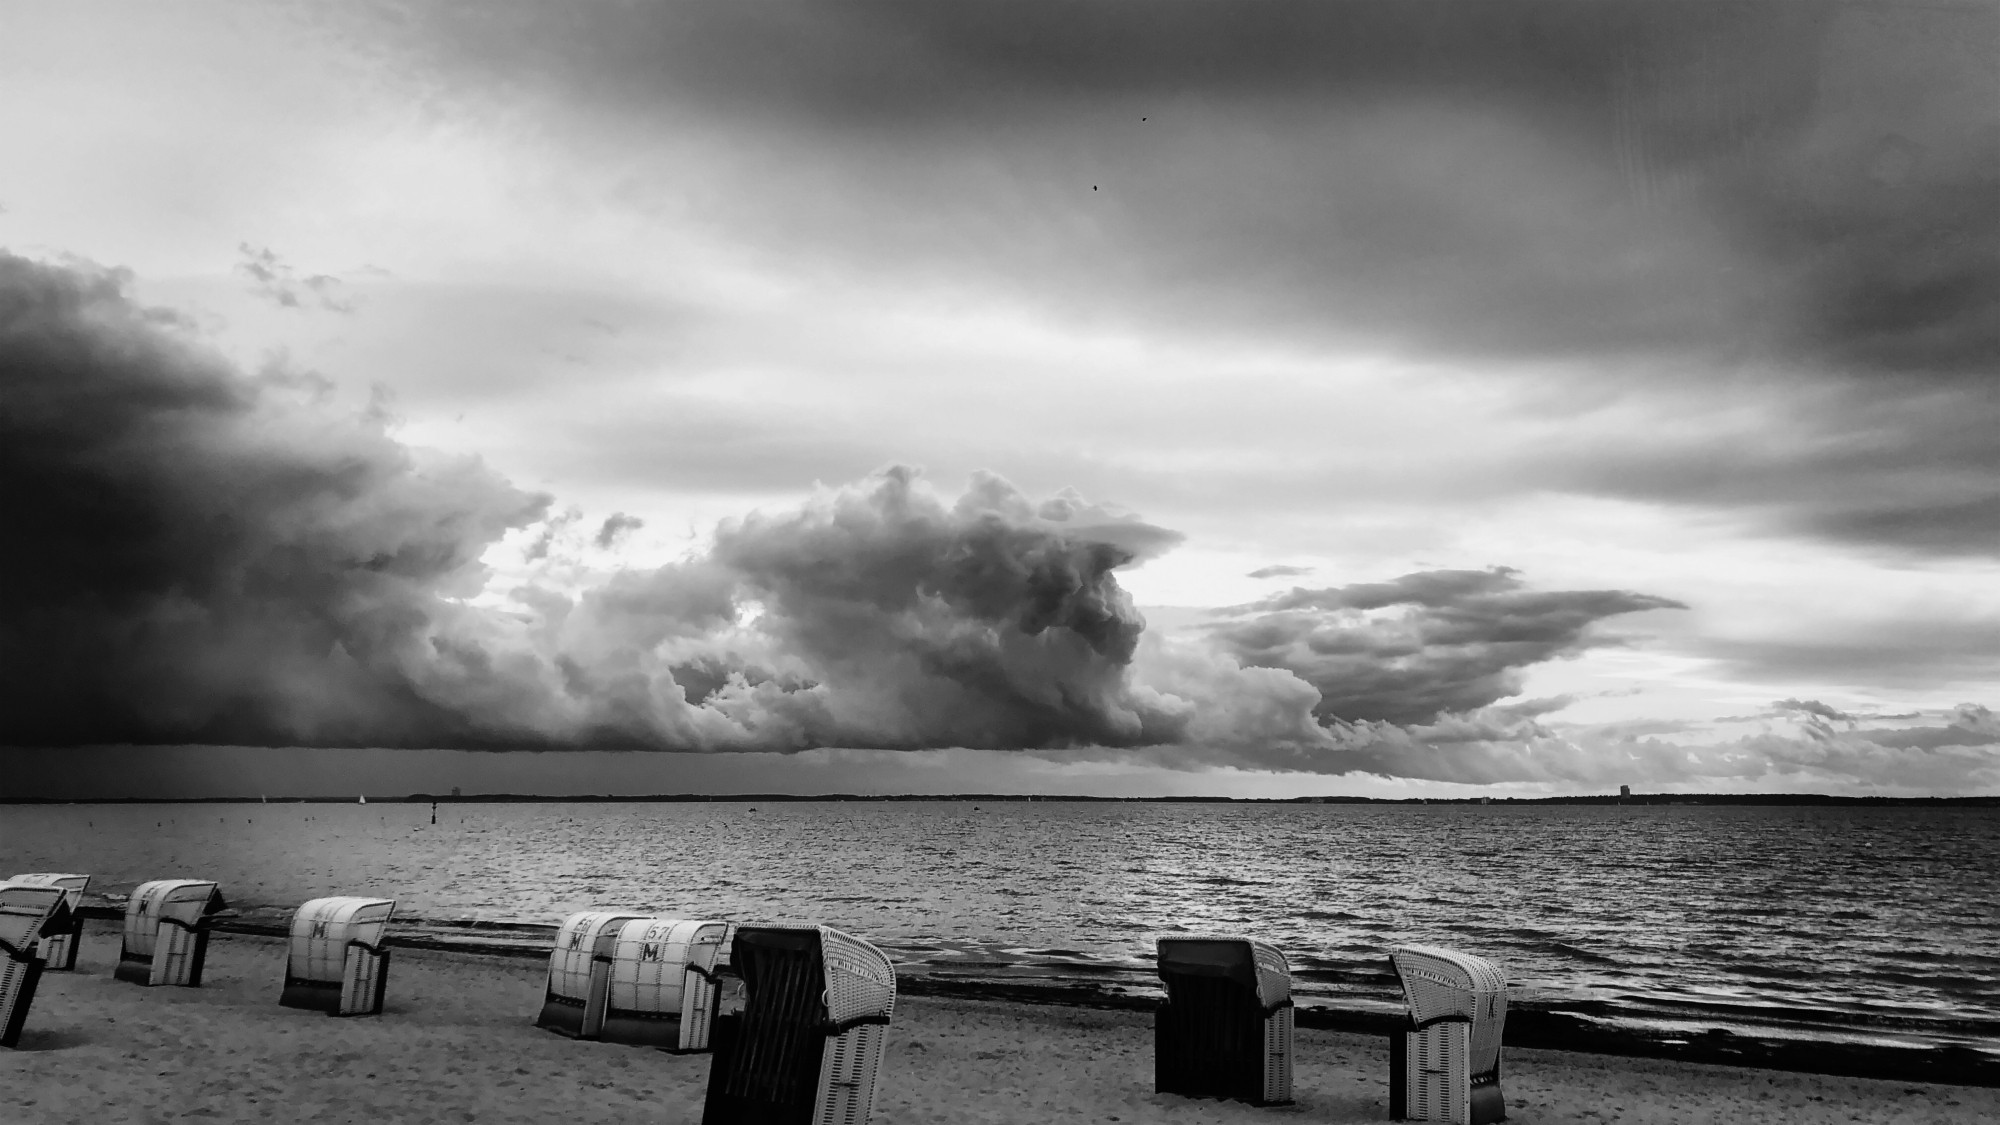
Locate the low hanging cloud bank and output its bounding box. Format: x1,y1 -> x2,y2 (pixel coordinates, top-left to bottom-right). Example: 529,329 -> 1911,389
3,252 -> 1993,792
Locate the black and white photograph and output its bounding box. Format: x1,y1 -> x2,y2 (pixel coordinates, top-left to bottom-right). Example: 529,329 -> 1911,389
3,1 -> 1996,1121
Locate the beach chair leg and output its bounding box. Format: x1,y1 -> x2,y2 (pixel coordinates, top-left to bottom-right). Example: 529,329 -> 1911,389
1390,1032 -> 1408,1120
1,955 -> 46,1050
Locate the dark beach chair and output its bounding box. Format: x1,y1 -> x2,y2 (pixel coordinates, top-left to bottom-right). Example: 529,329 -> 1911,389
5,873 -> 90,971
1,884 -> 72,1048
700,925 -> 897,1125
279,897 -> 396,1016
536,910 -> 648,1038
1154,936 -> 1295,1106
600,917 -> 732,1051
115,880 -> 229,987
1389,944 -> 1508,1124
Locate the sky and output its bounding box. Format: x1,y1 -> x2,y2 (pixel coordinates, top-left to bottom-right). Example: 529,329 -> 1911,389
3,0 -> 1997,799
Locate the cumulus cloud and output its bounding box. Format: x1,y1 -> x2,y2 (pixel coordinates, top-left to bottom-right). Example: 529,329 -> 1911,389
0,252 -> 1296,753
1204,568 -> 1684,725
593,511 -> 643,549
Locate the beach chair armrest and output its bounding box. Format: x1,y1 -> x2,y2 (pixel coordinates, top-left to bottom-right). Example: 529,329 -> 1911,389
1406,1011 -> 1475,1032
0,937 -> 35,961
684,963 -> 728,985
1261,996 -> 1296,1017
821,1012 -> 893,1037
346,938 -> 389,956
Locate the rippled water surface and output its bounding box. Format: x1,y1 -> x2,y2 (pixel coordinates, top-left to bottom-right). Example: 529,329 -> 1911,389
7,801 -> 1995,1052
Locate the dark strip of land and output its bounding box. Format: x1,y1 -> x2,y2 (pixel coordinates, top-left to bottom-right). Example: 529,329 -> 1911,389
9,792 -> 1997,806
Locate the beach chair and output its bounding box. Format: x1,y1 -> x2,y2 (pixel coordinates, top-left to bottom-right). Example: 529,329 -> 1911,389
600,917 -> 732,1051
700,925 -> 898,1125
1389,944 -> 1508,1124
279,897 -> 396,1016
536,910 -> 649,1039
1154,936 -> 1294,1106
115,880 -> 229,987
1,885 -> 72,1049
5,874 -> 90,971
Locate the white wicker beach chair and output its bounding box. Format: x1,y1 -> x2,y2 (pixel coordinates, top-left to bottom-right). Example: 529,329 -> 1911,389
1155,935 -> 1294,1106
115,880 -> 229,987
1,884 -> 73,1049
600,917 -> 732,1051
701,925 -> 898,1125
1389,944 -> 1509,1124
536,910 -> 650,1039
279,897 -> 396,1016
5,874 -> 90,971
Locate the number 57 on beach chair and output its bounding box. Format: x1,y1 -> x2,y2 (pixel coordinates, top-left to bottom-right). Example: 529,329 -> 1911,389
1389,944 -> 1509,1124
0,884 -> 74,1049
115,880 -> 231,987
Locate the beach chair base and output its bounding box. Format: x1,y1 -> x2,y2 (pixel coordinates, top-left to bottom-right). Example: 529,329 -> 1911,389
536,992 -> 592,1038
601,1008 -> 689,1050
702,1013 -> 821,1125
40,930 -> 81,973
1390,1026 -> 1506,1124
280,949 -> 391,1017
1155,977 -> 1294,1106
1,952 -> 46,1050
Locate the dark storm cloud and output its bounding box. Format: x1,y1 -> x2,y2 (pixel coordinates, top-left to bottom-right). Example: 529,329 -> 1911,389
0,253 -> 1249,752
0,252 -> 550,747
1205,568 -> 1685,725
353,0 -> 1996,376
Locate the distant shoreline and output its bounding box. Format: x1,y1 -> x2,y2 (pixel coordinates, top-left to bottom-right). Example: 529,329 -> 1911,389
8,792 -> 1997,806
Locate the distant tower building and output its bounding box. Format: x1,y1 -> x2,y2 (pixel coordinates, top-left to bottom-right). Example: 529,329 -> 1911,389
452,786 -> 462,798
1619,785 -> 1631,801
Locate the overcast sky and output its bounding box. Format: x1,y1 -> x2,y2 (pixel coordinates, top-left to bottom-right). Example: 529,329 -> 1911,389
4,0 -> 1996,799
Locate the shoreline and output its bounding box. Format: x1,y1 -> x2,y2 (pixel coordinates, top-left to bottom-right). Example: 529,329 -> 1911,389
75,908 -> 2000,1089
5,922 -> 1993,1124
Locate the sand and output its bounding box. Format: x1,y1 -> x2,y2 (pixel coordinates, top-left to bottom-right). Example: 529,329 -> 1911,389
2,921 -> 1991,1124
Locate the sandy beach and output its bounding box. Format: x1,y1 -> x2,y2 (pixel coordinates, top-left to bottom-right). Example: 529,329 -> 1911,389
2,920 -> 1991,1125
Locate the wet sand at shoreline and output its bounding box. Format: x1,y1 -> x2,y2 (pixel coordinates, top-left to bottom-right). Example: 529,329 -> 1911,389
2,921 -> 1990,1123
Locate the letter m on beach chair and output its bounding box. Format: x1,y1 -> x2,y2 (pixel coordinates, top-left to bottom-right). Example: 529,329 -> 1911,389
116,880 -> 228,987
601,917 -> 732,1052
280,898 -> 397,1016
701,925 -> 898,1125
6,874 -> 90,972
1389,944 -> 1508,1124
1,885 -> 72,1049
1155,936 -> 1295,1106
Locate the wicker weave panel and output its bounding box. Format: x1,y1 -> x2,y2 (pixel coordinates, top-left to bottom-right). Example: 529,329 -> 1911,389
1390,944 -> 1507,1078
819,927 -> 896,1027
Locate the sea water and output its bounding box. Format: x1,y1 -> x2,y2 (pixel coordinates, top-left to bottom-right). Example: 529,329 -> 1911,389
6,800 -> 1995,1056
